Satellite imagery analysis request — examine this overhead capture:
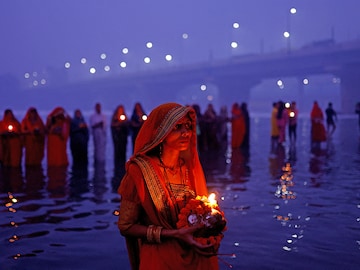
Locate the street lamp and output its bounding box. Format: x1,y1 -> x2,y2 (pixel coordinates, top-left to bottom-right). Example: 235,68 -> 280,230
284,7 -> 297,53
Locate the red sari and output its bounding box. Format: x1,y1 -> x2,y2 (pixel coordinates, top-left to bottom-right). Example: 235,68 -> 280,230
310,103 -> 326,142
46,107 -> 70,167
21,107 -> 46,166
231,103 -> 245,148
118,103 -> 219,270
0,110 -> 23,167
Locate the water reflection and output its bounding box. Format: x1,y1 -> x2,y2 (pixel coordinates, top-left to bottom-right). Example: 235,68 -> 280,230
0,166 -> 24,193
25,165 -> 45,198
69,164 -> 89,200
92,161 -> 107,202
47,166 -> 68,198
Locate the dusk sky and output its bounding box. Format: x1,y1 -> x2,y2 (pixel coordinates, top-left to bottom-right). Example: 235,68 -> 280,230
1,0 -> 360,78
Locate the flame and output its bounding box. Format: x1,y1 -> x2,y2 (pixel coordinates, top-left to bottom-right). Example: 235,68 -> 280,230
119,114 -> 126,121
208,193 -> 217,207
142,115 -> 147,121
8,125 -> 13,131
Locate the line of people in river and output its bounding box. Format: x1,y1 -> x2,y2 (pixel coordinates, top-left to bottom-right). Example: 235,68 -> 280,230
270,100 -> 338,152
0,101 -> 251,174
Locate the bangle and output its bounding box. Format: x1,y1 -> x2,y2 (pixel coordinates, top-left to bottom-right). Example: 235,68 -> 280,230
154,226 -> 163,244
147,225 -> 155,242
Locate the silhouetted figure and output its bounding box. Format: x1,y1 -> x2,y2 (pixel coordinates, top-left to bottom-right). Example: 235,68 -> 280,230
325,102 -> 337,137
231,102 -> 245,149
70,109 -> 89,168
276,101 -> 288,144
310,101 -> 326,149
111,105 -> 129,182
203,103 -> 219,151
288,101 -> 298,144
270,102 -> 279,152
130,102 -> 147,153
89,103 -> 107,164
240,102 -> 250,148
21,107 -> 46,166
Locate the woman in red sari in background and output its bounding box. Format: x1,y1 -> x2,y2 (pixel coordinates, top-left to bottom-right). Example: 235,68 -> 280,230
310,101 -> 327,148
231,102 -> 245,148
0,109 -> 23,167
118,103 -> 221,270
21,107 -> 46,166
46,107 -> 70,167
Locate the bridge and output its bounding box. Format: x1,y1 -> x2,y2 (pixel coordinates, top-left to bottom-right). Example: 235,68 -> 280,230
31,39 -> 360,113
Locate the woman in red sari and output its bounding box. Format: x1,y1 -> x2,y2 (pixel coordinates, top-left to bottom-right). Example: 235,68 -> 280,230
310,101 -> 327,147
231,102 -> 245,148
46,107 -> 70,167
118,103 -> 221,270
0,109 -> 23,167
21,107 -> 46,166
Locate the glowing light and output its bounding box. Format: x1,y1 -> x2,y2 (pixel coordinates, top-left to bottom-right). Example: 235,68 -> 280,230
165,54 -> 172,61
122,48 -> 129,54
277,80 -> 283,87
32,72 -> 38,77
144,57 -> 151,64
40,79 -> 46,85
119,114 -> 126,121
231,41 -> 238,48
81,58 -> 87,64
142,115 -> 147,121
33,80 -> 38,86
233,22 -> 240,29
146,42 -> 153,49
283,31 -> 290,38
289,111 -> 295,118
200,84 -> 207,91
89,67 -> 96,74
182,33 -> 189,39
285,102 -> 290,108
120,61 -> 127,68
104,65 -> 110,72
100,53 -> 107,60
8,125 -> 13,132
24,73 -> 30,79
64,62 -> 71,69
208,193 -> 217,206
290,7 -> 297,14
303,78 -> 309,85
207,95 -> 214,101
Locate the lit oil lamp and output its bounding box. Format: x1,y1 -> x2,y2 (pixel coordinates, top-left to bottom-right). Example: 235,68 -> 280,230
142,114 -> 147,121
8,125 -> 14,132
119,114 -> 126,121
289,111 -> 295,118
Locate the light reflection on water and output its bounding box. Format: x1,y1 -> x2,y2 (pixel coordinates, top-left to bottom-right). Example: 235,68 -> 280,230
1,116 -> 360,270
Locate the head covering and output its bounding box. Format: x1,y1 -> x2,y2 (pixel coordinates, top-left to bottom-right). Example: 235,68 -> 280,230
129,102 -> 208,196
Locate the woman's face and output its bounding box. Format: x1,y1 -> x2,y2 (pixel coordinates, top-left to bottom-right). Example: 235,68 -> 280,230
162,116 -> 193,152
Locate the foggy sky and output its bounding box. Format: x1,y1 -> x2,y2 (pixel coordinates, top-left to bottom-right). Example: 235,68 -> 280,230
1,0 -> 360,77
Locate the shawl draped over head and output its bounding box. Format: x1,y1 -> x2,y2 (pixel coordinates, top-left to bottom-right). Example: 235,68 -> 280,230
118,102 -> 211,270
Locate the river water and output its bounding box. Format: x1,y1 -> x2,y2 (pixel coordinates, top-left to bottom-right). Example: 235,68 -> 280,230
1,115 -> 360,270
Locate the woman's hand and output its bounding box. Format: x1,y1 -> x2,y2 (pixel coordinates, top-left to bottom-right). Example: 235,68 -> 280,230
175,224 -> 217,256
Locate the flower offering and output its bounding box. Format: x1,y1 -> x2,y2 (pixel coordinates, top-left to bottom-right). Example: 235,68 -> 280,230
176,193 -> 227,250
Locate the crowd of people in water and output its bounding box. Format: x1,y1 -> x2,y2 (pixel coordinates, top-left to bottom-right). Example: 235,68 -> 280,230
1,98 -> 359,181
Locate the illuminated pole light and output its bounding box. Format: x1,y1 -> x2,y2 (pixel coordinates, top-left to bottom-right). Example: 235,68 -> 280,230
40,79 -> 46,85
285,102 -> 290,108
89,67 -> 96,74
120,61 -> 127,68
32,72 -> 38,77
283,31 -> 290,38
104,65 -> 110,72
81,57 -> 87,64
33,80 -> 39,86
231,41 -> 238,48
146,42 -> 153,49
200,84 -> 207,91
182,33 -> 189,39
122,48 -> 129,54
303,78 -> 309,85
232,22 -> 240,29
290,7 -> 297,14
165,54 -> 172,61
144,57 -> 151,64
100,53 -> 107,60
277,79 -> 284,89
24,73 -> 30,79
64,62 -> 71,69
